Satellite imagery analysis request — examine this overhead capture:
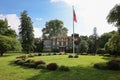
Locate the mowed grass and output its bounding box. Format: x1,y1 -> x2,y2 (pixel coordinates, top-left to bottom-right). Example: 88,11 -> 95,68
0,53 -> 120,80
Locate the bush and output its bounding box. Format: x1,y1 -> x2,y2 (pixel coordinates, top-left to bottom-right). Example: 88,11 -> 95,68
47,63 -> 58,71
16,55 -> 27,60
28,54 -> 34,57
94,62 -> 107,70
74,55 -> 79,58
28,63 -> 36,68
36,64 -> 46,69
96,48 -> 105,55
25,59 -> 34,63
53,53 -> 56,55
59,53 -> 62,55
68,55 -> 73,58
14,59 -> 21,64
59,65 -> 70,71
46,53 -> 51,56
34,60 -> 46,66
38,53 -> 42,56
107,60 -> 120,70
22,63 -> 30,67
16,60 -> 25,65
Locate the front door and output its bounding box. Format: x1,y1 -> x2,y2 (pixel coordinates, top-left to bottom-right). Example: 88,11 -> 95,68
59,47 -> 66,52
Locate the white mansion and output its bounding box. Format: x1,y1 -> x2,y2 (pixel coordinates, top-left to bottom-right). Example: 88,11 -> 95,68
43,34 -> 79,52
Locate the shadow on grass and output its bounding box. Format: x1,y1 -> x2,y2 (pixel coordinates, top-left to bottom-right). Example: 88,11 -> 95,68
26,66 -> 120,80
8,60 -> 34,70
102,56 -> 120,61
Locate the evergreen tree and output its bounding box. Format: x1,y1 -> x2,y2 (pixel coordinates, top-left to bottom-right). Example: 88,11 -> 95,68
0,19 -> 8,35
19,10 -> 34,54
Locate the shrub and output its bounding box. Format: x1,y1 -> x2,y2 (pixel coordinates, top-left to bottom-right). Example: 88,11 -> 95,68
59,53 -> 62,55
25,59 -> 34,63
96,48 -> 105,55
74,55 -> 79,58
53,53 -> 56,55
94,62 -> 107,70
59,65 -> 70,71
36,64 -> 46,69
22,63 -> 30,67
64,53 -> 67,55
16,55 -> 27,60
34,60 -> 46,65
38,53 -> 42,56
16,60 -> 25,65
68,55 -> 73,58
107,60 -> 120,70
28,63 -> 36,68
14,59 -> 21,64
47,63 -> 58,71
28,54 -> 34,57
46,53 -> 51,56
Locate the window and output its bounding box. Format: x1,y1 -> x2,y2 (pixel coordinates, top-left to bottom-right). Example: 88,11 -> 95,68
57,42 -> 59,45
53,42 -> 55,46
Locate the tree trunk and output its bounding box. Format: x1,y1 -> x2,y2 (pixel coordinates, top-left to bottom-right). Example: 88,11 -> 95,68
0,53 -> 3,56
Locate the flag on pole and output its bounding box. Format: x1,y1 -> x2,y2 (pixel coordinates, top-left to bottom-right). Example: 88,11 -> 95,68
73,8 -> 77,23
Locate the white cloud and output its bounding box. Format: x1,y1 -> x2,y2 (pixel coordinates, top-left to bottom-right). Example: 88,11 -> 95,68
50,0 -> 78,5
0,14 -> 20,34
35,18 -> 42,22
0,14 -> 42,38
34,27 -> 42,38
50,0 -> 119,36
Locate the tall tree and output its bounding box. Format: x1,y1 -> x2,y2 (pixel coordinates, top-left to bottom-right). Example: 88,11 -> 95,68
106,4 -> 120,56
105,32 -> 120,56
34,38 -> 43,52
107,4 -> 120,34
88,27 -> 98,55
0,19 -> 8,35
19,10 -> 34,54
0,19 -> 17,38
98,31 -> 116,48
42,19 -> 68,39
4,28 -> 17,38
88,35 -> 95,54
0,19 -> 21,56
79,40 -> 88,54
93,27 -> 98,54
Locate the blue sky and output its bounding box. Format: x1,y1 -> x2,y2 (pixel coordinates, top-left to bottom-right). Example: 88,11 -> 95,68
0,0 -> 119,37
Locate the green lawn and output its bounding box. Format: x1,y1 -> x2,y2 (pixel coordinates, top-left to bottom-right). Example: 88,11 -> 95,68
0,53 -> 120,80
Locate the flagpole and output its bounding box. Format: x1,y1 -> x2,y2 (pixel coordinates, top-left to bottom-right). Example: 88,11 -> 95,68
72,6 -> 75,54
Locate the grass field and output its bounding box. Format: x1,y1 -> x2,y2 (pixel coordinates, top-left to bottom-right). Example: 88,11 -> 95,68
0,53 -> 120,80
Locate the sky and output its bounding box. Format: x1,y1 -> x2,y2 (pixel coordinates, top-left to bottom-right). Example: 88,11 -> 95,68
0,0 -> 119,38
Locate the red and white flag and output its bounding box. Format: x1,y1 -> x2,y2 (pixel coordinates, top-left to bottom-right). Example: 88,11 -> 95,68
73,8 -> 77,23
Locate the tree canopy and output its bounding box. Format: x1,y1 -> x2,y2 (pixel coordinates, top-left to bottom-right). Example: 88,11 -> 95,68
0,19 -> 17,38
106,4 -> 120,56
105,32 -> 120,56
19,10 -> 34,54
0,35 -> 22,56
42,19 -> 68,39
0,19 -> 21,56
79,40 -> 88,54
98,31 -> 116,48
34,38 -> 43,52
107,4 -> 120,33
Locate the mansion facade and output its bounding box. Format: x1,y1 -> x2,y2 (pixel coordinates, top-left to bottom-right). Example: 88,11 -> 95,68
43,34 -> 79,52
